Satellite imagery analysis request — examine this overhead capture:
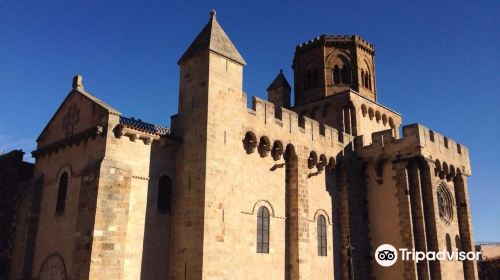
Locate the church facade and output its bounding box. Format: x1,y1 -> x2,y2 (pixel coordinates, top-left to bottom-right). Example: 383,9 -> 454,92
3,11 -> 478,280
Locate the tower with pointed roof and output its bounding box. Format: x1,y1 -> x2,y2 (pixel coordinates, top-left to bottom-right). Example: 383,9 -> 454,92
169,9 -> 249,279
267,69 -> 291,110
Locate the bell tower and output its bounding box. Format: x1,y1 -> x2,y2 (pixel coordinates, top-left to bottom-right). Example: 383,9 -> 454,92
292,35 -> 377,106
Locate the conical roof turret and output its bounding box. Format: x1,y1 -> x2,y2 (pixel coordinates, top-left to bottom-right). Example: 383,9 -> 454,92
178,10 -> 246,66
267,69 -> 291,91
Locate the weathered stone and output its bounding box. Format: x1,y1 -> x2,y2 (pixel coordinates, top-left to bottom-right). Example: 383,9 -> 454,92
1,10 -> 477,280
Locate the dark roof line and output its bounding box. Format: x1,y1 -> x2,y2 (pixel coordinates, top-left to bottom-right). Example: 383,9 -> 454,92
119,116 -> 171,136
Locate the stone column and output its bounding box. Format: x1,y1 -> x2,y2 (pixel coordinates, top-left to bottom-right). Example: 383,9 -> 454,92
335,161 -> 350,280
453,174 -> 479,280
298,152 -> 311,279
285,146 -> 299,280
407,160 -> 431,280
418,160 -> 442,280
393,161 -> 418,280
336,156 -> 370,280
285,146 -> 311,280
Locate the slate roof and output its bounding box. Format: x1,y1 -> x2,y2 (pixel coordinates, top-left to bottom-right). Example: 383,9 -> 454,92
267,70 -> 291,91
178,10 -> 246,65
119,116 -> 171,136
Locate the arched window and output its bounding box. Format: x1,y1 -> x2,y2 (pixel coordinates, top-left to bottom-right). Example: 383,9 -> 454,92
56,172 -> 68,213
158,175 -> 172,212
341,65 -> 351,84
446,234 -> 452,253
333,66 -> 341,84
455,235 -> 461,251
317,215 -> 327,256
364,72 -> 370,88
257,206 -> 270,253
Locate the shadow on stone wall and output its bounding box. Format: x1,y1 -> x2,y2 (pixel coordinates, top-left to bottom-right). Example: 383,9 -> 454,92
141,141 -> 171,279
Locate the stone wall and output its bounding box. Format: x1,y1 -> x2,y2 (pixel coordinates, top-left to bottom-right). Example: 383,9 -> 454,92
357,124 -> 476,280
0,150 -> 34,280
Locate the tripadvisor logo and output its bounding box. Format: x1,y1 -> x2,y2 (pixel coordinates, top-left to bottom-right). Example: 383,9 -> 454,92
374,244 -> 482,267
375,244 -> 398,267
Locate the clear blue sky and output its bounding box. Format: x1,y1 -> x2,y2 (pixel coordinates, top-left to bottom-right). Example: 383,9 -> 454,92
1,1 -> 498,242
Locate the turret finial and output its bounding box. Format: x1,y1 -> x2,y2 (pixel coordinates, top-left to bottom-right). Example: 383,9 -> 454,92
280,69 -> 283,74
72,75 -> 84,91
210,9 -> 216,20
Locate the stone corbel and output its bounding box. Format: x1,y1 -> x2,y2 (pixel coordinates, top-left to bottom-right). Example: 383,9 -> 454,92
143,137 -> 152,145
118,125 -> 161,144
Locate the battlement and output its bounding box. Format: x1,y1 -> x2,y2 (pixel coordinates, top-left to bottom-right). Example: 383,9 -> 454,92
251,96 -> 347,139
242,95 -> 352,159
355,123 -> 471,175
296,34 -> 375,54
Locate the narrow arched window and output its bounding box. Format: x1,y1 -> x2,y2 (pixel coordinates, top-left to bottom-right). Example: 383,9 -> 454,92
56,172 -> 68,213
333,66 -> 341,84
317,215 -> 327,256
361,70 -> 365,87
341,66 -> 351,84
445,234 -> 452,253
257,206 -> 270,253
158,175 -> 172,212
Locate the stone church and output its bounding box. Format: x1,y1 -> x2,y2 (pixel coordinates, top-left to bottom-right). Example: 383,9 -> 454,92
1,10 -> 478,280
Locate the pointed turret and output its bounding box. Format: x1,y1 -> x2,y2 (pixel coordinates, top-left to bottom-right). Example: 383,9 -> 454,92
267,69 -> 291,109
176,10 -> 245,117
267,69 -> 291,91
178,10 -> 246,66
171,12 -> 246,278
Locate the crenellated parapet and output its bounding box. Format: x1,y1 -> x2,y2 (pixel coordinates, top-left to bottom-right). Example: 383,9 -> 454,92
295,34 -> 375,55
241,94 -> 353,172
250,96 -> 342,142
355,123 -> 471,176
